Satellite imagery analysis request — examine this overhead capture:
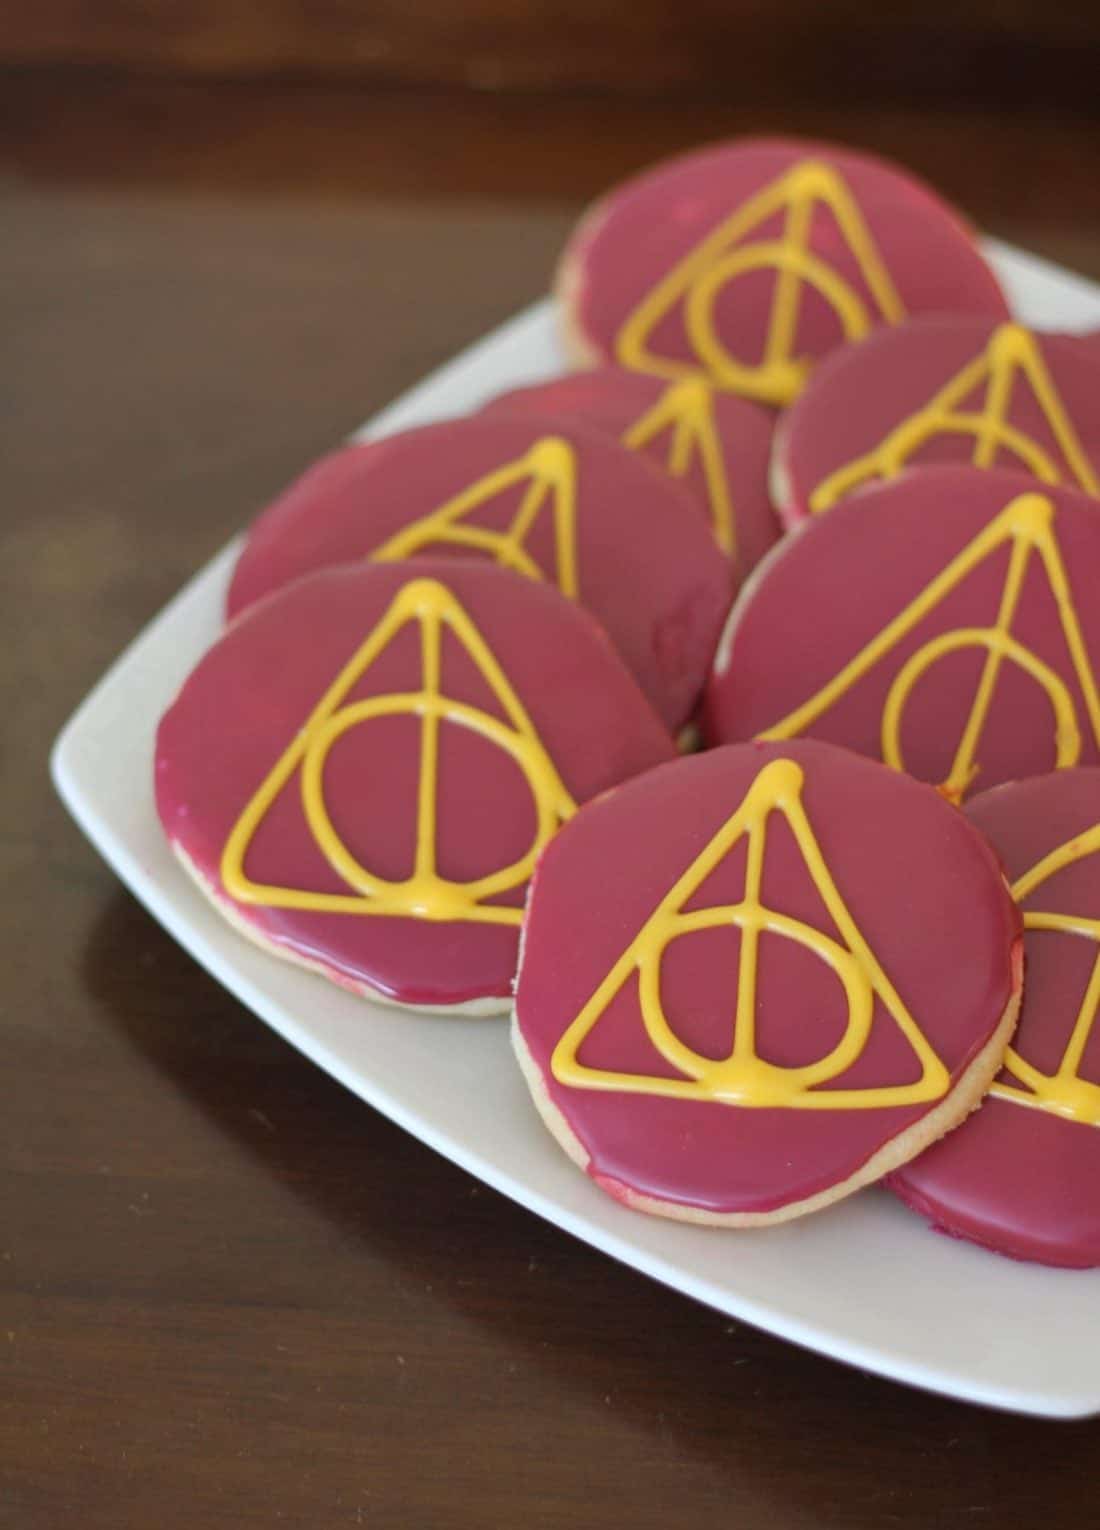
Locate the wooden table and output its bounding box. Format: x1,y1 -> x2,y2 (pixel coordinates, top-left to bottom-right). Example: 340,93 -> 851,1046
6,75 -> 1100,1529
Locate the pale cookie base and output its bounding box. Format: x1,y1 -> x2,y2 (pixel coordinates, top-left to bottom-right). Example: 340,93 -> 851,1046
766,410 -> 800,527
552,195 -> 615,373
510,972 -> 1022,1227
554,260 -> 604,371
172,841 -> 512,1018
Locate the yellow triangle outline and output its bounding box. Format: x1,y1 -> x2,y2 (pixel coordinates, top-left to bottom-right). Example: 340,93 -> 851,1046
550,757 -> 949,1109
220,576 -> 577,924
622,377 -> 737,556
759,489 -> 1100,801
991,824 -> 1100,1126
371,436 -> 580,598
614,159 -> 906,405
810,322 -> 1100,512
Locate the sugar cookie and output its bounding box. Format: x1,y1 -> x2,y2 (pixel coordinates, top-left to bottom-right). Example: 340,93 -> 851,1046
891,769 -> 1100,1267
158,560 -> 675,1012
704,468 -> 1100,801
513,740 -> 1021,1223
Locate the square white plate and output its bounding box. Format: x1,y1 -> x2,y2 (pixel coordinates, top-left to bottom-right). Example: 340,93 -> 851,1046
53,240 -> 1100,1418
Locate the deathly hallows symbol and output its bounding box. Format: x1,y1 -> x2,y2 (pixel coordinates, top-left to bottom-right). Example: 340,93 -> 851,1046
551,758 -> 949,1109
991,825 -> 1100,1127
372,436 -> 580,598
614,160 -> 906,405
810,322 -> 1100,512
221,577 -> 576,924
758,491 -> 1100,801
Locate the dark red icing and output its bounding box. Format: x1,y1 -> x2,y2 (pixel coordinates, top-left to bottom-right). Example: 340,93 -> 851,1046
565,138 -> 1006,392
890,769 -> 1100,1267
227,416 -> 732,732
703,468 -> 1100,794
156,560 -> 675,1008
480,367 -> 779,588
777,316 -> 1100,519
1063,330 -> 1100,365
514,739 -> 1019,1216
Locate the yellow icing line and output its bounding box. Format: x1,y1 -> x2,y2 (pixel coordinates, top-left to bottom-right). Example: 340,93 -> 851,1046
372,436 -> 580,598
551,757 -> 949,1109
221,577 -> 576,923
758,490 -> 1100,800
810,323 -> 1100,512
614,160 -> 906,405
622,376 -> 737,556
991,823 -> 1100,1126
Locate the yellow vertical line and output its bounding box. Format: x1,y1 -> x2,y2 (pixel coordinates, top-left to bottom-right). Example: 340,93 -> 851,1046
974,348 -> 1015,469
667,408 -> 695,477
944,533 -> 1032,794
765,189 -> 812,367
1058,945 -> 1100,1081
414,606 -> 442,880
502,474 -> 547,570
731,815 -> 767,1063
505,470 -> 545,541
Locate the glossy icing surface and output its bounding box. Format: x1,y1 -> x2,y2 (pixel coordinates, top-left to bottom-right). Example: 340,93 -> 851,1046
704,468 -> 1100,799
779,317 -> 1100,519
156,560 -> 675,1007
564,138 -> 1007,406
228,416 -> 732,732
515,739 -> 1019,1215
482,367 -> 779,585
891,769 -> 1100,1267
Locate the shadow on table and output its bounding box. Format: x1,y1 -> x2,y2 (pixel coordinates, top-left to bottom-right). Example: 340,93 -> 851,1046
81,886 -> 1100,1523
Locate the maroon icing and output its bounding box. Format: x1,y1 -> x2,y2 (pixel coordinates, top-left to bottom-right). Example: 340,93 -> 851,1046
480,367 -> 779,588
1062,329 -> 1100,364
156,560 -> 675,1008
514,739 -> 1019,1216
227,416 -> 732,732
777,316 -> 1100,519
565,138 -> 1006,392
890,770 -> 1100,1267
703,467 -> 1100,794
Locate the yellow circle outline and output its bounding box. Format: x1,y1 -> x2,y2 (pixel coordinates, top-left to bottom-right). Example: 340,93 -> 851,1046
300,694 -> 559,913
684,241 -> 871,401
880,628 -> 1080,780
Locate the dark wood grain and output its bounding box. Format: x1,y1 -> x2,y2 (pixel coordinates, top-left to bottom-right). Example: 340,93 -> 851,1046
4,75 -> 1100,1530
4,1 -> 1100,108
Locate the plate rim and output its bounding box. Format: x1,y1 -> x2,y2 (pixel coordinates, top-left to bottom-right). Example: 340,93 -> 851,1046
51,239 -> 1100,1420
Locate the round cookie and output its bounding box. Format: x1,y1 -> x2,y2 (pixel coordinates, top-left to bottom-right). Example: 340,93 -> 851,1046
227,417 -> 732,733
775,316 -> 1100,523
481,368 -> 779,585
512,739 -> 1021,1225
558,137 -> 1007,408
157,560 -> 676,1013
890,769 -> 1100,1267
703,467 -> 1100,801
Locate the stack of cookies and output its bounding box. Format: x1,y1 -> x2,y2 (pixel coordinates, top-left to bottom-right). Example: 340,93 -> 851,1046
156,138 -> 1100,1268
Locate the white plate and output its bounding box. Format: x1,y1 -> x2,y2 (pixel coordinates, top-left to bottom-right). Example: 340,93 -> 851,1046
53,240 -> 1100,1419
